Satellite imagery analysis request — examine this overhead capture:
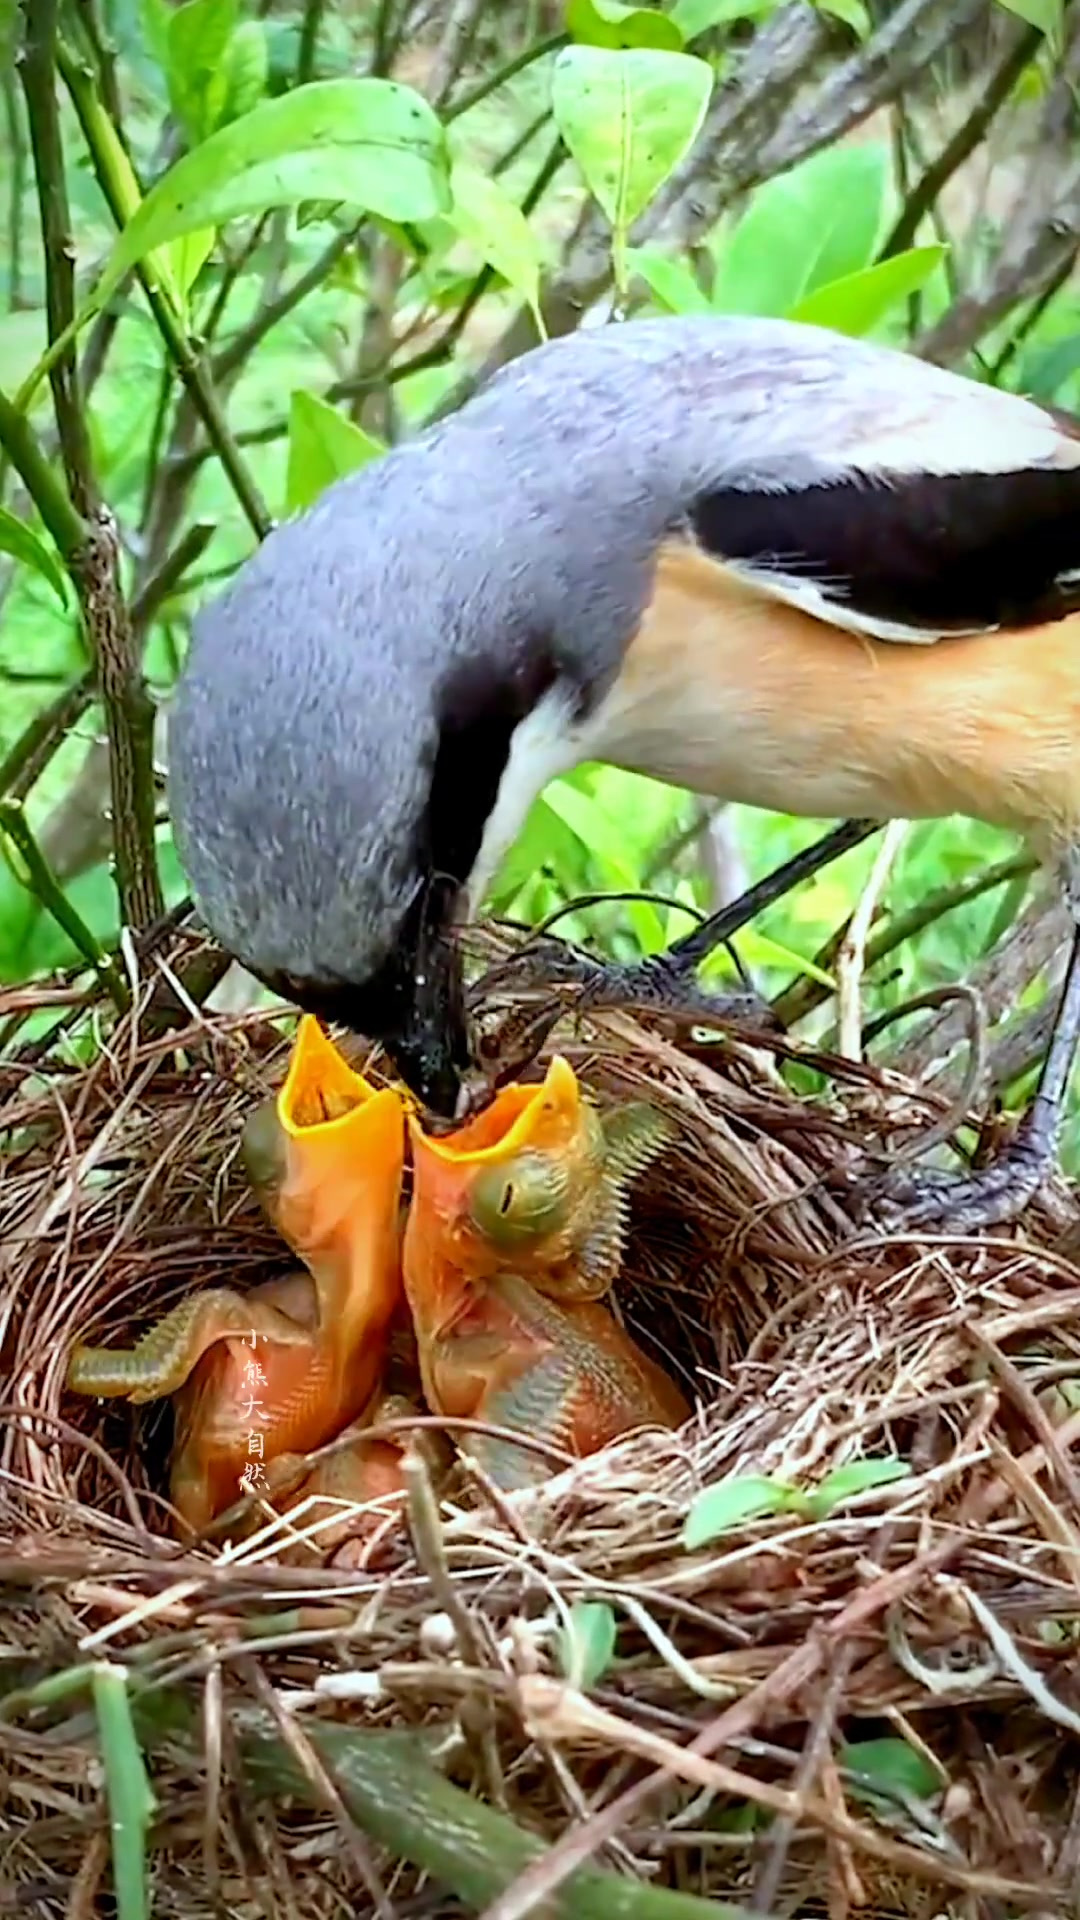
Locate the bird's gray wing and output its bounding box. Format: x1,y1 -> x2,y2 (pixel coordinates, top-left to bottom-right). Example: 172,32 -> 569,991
471,315 -> 1080,645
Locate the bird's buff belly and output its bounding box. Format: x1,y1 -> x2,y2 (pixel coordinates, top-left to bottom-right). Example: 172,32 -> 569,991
583,542 -> 1080,854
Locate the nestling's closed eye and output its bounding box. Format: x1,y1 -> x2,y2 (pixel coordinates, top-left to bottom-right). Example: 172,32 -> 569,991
468,1153 -> 572,1246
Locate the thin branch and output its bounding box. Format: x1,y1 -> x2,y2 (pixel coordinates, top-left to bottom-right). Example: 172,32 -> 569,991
879,17 -> 1041,259
888,887 -> 1070,1086
370,0 -> 399,76
836,820 -> 909,1060
296,0 -> 325,85
773,850 -> 1036,1030
200,214 -> 275,345
72,508 -> 164,926
0,670 -> 95,804
57,39 -> 271,539
72,0 -> 124,128
211,227 -> 357,385
0,386 -> 87,559
444,31 -> 565,123
986,251 -> 1076,384
0,798 -> 128,1008
429,0 -> 487,108
916,9 -> 1080,366
17,0 -> 96,519
2,68 -> 25,311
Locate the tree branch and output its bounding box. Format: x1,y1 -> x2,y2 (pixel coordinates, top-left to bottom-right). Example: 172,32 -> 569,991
879,16 -> 1041,260
0,670 -> 95,804
57,39 -> 271,539
885,888 -> 1071,1089
17,0 -> 96,519
915,9 -> 1080,365
71,509 -> 164,925
444,31 -> 565,123
0,386 -> 86,559
297,0 -> 326,84
429,0 -> 487,108
0,797 -> 128,1010
2,66 -> 26,312
211,228 -> 357,385
773,851 -> 1036,1031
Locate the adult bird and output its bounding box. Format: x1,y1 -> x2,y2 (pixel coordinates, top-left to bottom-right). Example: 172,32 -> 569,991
167,314 -> 1080,1233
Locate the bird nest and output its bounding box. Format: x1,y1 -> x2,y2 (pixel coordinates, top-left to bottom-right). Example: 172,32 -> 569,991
5,925 -> 1080,1919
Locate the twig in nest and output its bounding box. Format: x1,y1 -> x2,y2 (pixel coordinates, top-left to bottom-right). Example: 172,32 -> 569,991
502,1675 -> 1047,1915
248,1663 -> 395,1918
971,1328 -> 1080,1532
403,1441 -> 505,1809
836,818 -> 909,1060
751,1642 -> 855,1916
861,981 -> 988,1166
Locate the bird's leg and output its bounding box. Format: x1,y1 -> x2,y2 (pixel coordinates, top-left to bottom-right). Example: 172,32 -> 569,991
565,817 -> 881,1029
855,868 -> 1080,1236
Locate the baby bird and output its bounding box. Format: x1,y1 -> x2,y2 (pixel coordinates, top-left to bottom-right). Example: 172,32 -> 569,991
403,1057 -> 688,1488
67,1017 -> 407,1536
407,1054 -> 672,1306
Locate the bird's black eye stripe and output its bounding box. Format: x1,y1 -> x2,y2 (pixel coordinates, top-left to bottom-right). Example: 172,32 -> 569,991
419,647 -> 561,893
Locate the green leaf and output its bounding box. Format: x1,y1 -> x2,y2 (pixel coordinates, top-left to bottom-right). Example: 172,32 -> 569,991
542,778 -> 667,953
286,391 -> 385,514
161,226 -> 216,319
787,244 -> 947,337
840,1736 -> 941,1806
711,143 -> 889,317
90,80 -> 452,313
61,72 -> 211,323
220,19 -> 268,124
0,507 -> 70,605
566,0 -> 686,49
448,161 -> 545,336
92,1664 -> 157,1920
996,0 -> 1063,42
140,0 -> 171,69
672,0 -> 780,35
1020,329 -> 1080,402
556,1601 -> 617,1688
551,47 -> 713,289
625,244 -> 712,313
807,1458 -> 911,1520
728,928 -> 836,989
682,1474 -> 801,1549
812,0 -> 872,37
166,0 -> 238,144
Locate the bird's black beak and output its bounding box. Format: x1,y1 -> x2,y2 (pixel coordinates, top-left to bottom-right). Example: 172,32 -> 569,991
382,887 -> 472,1119
253,880 -> 472,1120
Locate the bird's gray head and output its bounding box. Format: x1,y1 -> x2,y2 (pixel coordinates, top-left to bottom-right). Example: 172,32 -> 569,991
167,320 -> 713,1110
166,448 -> 566,1116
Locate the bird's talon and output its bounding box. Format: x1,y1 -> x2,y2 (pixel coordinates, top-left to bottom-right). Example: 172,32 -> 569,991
573,955 -> 778,1033
850,1142 -> 1053,1239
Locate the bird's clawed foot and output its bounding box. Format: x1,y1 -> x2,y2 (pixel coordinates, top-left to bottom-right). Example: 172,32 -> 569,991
849,1104 -> 1058,1238
474,939 -> 777,1035
572,950 -> 779,1033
